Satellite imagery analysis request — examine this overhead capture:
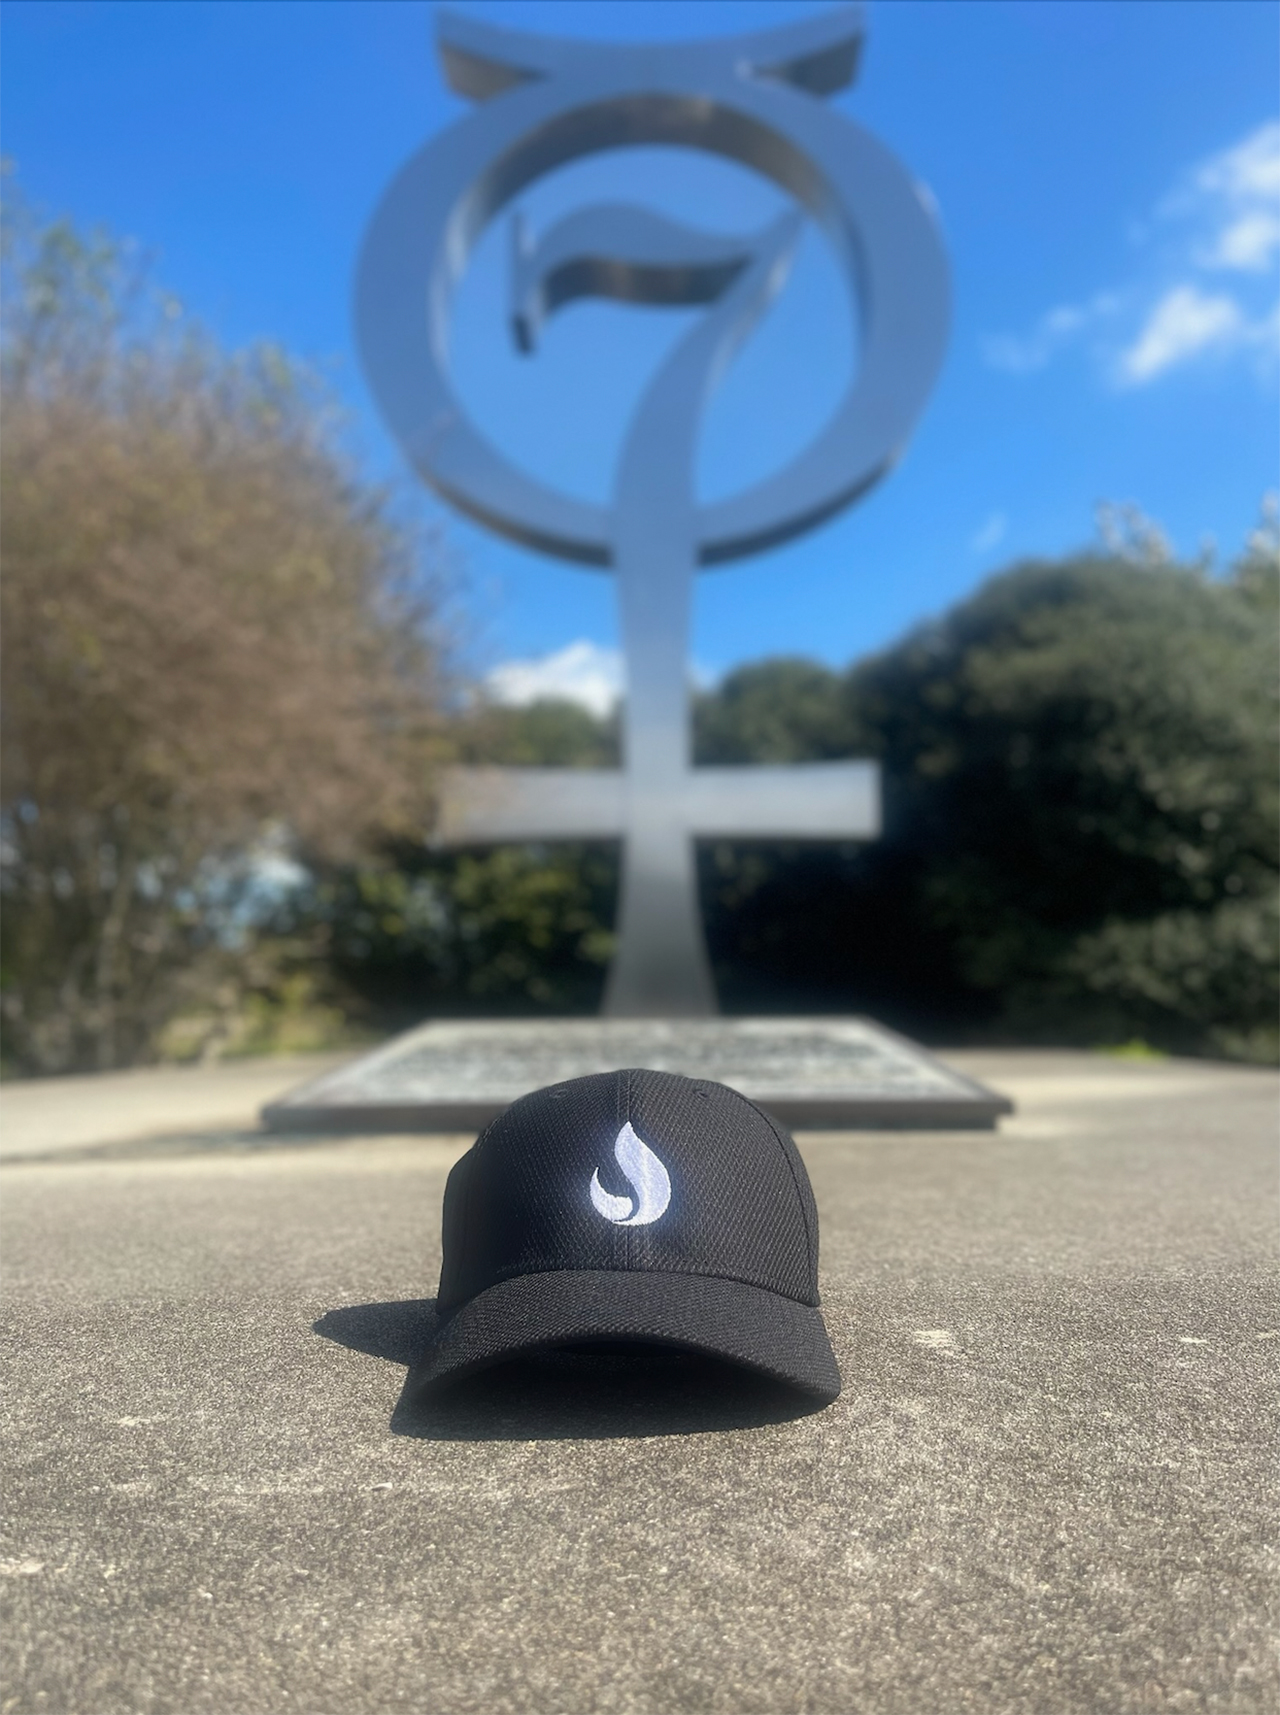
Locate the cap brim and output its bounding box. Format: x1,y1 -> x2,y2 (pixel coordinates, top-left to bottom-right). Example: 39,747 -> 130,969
405,1268 -> 841,1403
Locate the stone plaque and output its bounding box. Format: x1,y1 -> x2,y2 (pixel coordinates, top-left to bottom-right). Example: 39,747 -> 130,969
262,1018 -> 1012,1134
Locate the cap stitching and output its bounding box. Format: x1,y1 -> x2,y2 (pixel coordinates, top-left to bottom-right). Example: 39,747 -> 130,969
468,1254 -> 817,1308
721,1086 -> 816,1276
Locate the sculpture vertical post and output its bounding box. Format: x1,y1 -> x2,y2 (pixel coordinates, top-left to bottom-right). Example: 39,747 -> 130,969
610,383 -> 713,1013
603,216 -> 800,1015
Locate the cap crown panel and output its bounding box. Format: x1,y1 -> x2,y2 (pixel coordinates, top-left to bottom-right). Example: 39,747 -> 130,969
436,1069 -> 818,1312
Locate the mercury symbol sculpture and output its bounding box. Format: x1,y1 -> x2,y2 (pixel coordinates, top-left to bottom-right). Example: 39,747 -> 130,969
355,5 -> 949,1016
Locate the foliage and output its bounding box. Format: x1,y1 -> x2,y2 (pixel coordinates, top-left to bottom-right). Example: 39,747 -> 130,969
300,839 -> 618,1024
1,189 -> 446,1073
694,658 -> 853,762
700,534 -> 1278,1057
454,697 -> 619,768
294,696 -> 622,1025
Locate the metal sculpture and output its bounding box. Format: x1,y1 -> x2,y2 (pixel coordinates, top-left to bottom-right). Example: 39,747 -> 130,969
355,5 -> 949,1015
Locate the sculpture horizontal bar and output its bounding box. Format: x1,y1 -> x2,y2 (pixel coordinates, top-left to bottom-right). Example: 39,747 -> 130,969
432,761 -> 881,844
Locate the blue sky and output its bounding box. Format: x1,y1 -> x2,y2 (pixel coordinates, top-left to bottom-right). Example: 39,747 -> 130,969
4,0 -> 1277,705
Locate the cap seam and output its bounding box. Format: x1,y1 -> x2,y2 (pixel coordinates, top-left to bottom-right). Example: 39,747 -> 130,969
453,1256 -> 819,1312
623,1068 -> 634,1272
720,1085 -> 816,1279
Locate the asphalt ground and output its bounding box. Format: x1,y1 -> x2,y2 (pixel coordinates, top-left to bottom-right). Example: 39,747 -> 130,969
2,1050 -> 1276,1715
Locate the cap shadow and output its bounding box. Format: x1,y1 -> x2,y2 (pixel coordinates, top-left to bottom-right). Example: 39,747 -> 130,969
314,1300 -> 827,1441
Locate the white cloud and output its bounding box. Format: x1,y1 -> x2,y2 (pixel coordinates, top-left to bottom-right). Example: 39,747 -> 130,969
982,294 -> 1118,374
1118,284 -> 1244,384
1197,120 -> 1280,201
981,332 -> 1046,377
970,511 -> 1008,554
485,639 -> 624,716
1204,209 -> 1280,273
1189,121 -> 1280,272
986,119 -> 1279,388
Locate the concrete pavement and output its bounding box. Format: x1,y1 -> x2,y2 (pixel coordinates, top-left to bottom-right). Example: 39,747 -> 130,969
0,1053 -> 351,1163
2,1050 -> 1276,1714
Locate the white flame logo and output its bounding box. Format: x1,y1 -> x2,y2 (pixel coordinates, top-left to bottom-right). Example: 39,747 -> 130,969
589,1122 -> 672,1226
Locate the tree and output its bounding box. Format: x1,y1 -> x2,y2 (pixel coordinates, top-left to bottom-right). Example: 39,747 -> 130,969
301,839 -> 619,1025
858,547 -> 1273,1039
699,537 -> 1278,1057
455,696 -> 619,768
293,697 -> 621,1025
694,657 -> 853,763
1,190 -> 447,1072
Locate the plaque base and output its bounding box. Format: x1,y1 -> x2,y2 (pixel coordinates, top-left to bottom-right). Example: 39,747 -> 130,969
262,1017 -> 1013,1133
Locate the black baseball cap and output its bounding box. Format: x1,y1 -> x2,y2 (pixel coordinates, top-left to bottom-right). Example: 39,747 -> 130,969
407,1068 -> 841,1402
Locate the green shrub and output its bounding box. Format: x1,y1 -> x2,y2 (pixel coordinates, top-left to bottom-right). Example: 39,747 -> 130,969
699,540 -> 1277,1058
